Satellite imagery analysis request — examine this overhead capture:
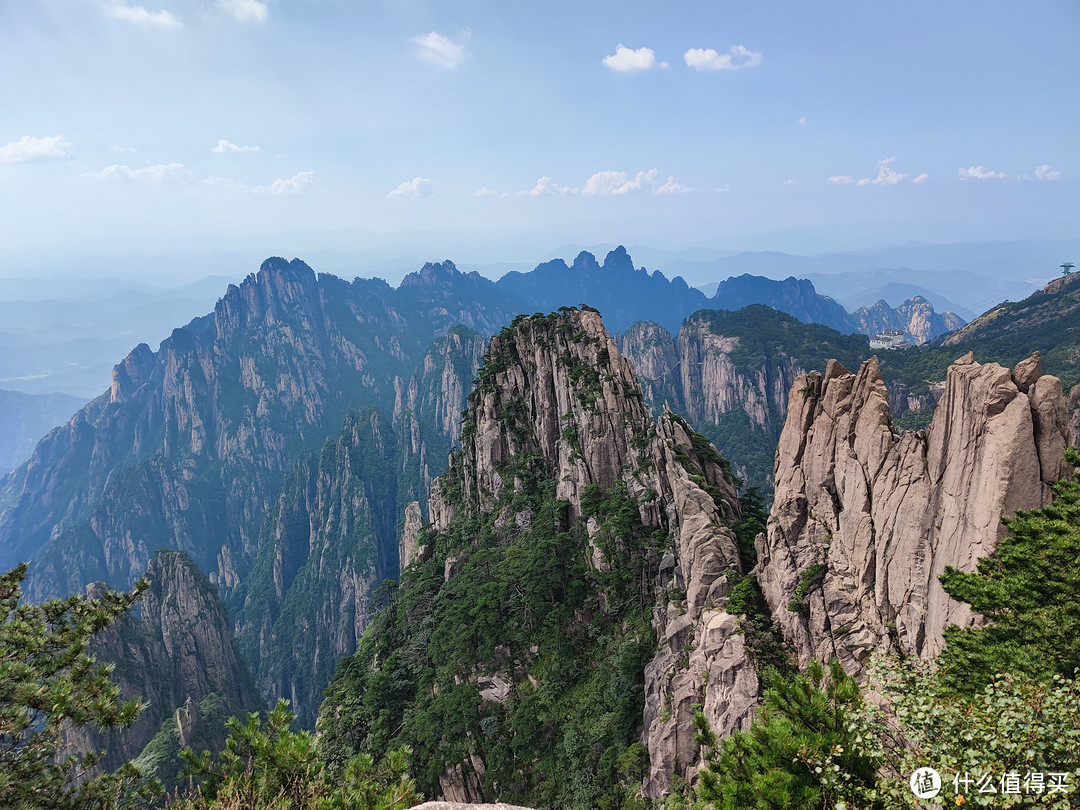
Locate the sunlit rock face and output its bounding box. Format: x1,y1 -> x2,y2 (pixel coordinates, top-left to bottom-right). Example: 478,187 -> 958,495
759,352 -> 1071,675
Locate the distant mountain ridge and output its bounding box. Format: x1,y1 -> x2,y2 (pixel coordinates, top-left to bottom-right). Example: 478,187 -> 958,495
494,245 -> 962,341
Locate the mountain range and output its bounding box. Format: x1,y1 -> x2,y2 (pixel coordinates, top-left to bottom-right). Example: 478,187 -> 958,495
1,251 -> 1077,803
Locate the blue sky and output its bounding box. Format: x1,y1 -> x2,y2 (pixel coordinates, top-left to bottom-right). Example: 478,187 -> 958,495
1,0 -> 1077,265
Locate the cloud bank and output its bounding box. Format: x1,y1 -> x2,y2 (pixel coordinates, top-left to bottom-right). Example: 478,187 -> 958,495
103,3 -> 182,29
88,163 -> 188,182
212,139 -> 261,153
684,45 -> 762,71
0,135 -> 75,163
218,0 -> 268,23
388,177 -> 434,197
958,165 -> 1006,180
602,44 -> 665,72
254,171 -> 314,195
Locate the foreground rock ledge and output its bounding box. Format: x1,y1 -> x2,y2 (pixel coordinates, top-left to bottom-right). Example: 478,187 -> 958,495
413,803 -> 536,810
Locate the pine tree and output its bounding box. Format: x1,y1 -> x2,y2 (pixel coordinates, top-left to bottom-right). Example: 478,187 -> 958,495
694,659 -> 880,809
169,699 -> 420,809
0,562 -> 158,809
938,448 -> 1080,692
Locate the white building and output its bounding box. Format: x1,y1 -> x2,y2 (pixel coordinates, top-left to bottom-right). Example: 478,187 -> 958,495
869,329 -> 907,350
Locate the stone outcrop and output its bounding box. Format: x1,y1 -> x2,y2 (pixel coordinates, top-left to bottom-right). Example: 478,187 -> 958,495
1068,383 -> 1080,449
619,318 -> 801,437
759,352 -> 1072,674
413,803 -> 536,810
638,412 -> 757,798
64,550 -> 262,771
400,500 -> 424,571
424,310 -> 758,799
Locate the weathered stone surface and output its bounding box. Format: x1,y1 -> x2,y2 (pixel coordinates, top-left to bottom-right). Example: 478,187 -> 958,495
426,310 -> 758,800
64,550 -> 262,771
439,755 -> 488,803
759,353 -> 1071,674
619,319 -> 802,436
400,500 -> 424,571
1067,383 -> 1080,449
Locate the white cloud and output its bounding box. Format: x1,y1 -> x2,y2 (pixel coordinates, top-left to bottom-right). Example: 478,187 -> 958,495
388,177 -> 433,198
656,176 -> 695,194
584,168 -> 660,195
602,44 -> 663,72
579,168 -> 693,195
519,176 -> 578,197
475,187 -> 499,197
715,184 -> 731,192
1033,164 -> 1061,181
958,165 -> 1006,180
413,31 -> 467,69
912,173 -> 929,184
784,179 -> 797,185
212,138 -> 261,154
103,3 -> 182,30
856,156 -> 906,186
0,135 -> 74,163
684,45 -> 762,71
87,162 -> 188,182
112,144 -> 138,153
829,157 -> 910,187
797,116 -> 808,125
218,0 -> 268,23
255,170 -> 314,195
204,170 -> 313,194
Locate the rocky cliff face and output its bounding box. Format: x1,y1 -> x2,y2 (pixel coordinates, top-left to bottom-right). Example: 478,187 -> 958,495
758,352 -> 1072,674
618,308 -> 872,489
0,258 -> 516,603
66,550 -> 262,772
437,310 -> 757,795
1067,383 -> 1080,449
618,319 -> 798,436
231,408 -> 427,727
319,309 -> 759,806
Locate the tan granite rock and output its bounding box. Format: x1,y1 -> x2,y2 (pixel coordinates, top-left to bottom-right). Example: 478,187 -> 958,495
759,353 -> 1071,674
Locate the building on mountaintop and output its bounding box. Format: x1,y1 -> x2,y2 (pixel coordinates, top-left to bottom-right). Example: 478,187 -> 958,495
869,329 -> 908,350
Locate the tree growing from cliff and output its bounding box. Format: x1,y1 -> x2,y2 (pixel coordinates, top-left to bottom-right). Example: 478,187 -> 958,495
938,448 -> 1080,693
0,562 -> 159,809
694,658 -> 880,809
